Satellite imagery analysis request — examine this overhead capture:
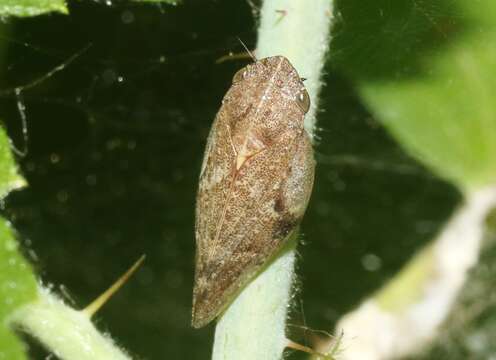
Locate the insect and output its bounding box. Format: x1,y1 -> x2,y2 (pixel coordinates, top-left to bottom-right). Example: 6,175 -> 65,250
192,55 -> 315,328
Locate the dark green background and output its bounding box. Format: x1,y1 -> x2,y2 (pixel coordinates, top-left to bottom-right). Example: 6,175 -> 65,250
0,1 -> 459,358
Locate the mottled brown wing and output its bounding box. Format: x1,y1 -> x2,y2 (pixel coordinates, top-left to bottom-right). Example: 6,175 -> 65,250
195,110 -> 235,264
192,125 -> 314,328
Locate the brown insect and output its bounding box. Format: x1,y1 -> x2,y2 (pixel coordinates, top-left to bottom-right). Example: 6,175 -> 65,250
192,56 -> 315,328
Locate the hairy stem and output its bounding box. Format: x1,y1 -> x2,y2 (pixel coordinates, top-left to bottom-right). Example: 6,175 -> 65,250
212,1 -> 333,359
9,286 -> 131,360
212,241 -> 296,360
257,0 -> 333,137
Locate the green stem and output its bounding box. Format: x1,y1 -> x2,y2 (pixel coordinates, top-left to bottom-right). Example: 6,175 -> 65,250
212,241 -> 296,360
257,0 -> 333,136
9,286 -> 131,360
212,1 -> 333,359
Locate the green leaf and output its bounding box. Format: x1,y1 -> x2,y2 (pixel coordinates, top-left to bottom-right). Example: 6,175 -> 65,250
332,0 -> 496,190
0,127 -> 25,200
0,218 -> 38,360
0,0 -> 68,17
0,0 -> 180,17
0,125 -> 34,359
0,327 -> 28,360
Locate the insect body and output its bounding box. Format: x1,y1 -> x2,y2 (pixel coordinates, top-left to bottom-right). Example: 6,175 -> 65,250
192,56 -> 315,328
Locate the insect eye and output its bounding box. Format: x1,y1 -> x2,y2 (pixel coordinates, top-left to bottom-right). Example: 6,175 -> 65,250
296,89 -> 310,113
232,68 -> 248,83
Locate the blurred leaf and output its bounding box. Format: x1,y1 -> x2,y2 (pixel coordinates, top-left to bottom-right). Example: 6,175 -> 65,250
0,0 -> 68,17
375,243 -> 435,311
0,127 -> 25,200
0,218 -> 37,360
332,0 -> 496,189
0,328 -> 28,360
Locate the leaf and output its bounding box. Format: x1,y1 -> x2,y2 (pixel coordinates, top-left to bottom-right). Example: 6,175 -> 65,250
0,127 -> 25,200
0,0 -> 180,17
0,218 -> 38,360
331,0 -> 496,190
0,124 -> 35,359
0,328 -> 29,360
0,0 -> 68,17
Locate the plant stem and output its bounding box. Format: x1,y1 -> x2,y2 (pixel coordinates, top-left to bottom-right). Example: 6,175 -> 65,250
212,241 -> 296,360
334,185 -> 496,360
212,1 -> 333,359
257,0 -> 333,137
9,286 -> 131,360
